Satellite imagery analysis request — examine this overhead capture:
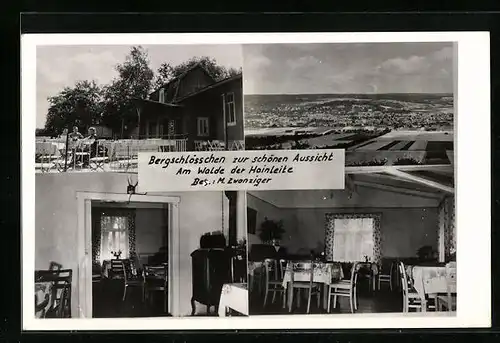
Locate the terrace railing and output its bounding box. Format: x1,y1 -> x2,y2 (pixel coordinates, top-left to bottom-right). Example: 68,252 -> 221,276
194,139 -> 245,151
35,138 -> 188,173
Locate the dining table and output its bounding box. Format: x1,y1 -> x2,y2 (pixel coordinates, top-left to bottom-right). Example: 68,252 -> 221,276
406,264 -> 453,312
218,283 -> 249,317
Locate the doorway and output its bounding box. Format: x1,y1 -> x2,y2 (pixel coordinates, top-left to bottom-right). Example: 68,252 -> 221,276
90,202 -> 170,317
77,192 -> 181,318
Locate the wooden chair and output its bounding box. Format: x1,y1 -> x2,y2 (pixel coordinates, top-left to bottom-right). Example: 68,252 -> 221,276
287,261 -> 321,314
110,259 -> 144,302
398,262 -> 422,312
35,142 -> 58,172
143,264 -> 168,312
49,261 -> 63,271
327,262 -> 359,313
263,259 -> 286,307
437,262 -> 457,311
35,269 -> 72,318
377,260 -> 393,291
89,141 -> 110,171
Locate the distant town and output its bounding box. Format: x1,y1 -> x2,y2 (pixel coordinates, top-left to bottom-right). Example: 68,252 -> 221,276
243,93 -> 454,166
244,94 -> 453,134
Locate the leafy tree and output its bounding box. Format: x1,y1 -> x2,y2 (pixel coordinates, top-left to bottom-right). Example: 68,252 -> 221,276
102,46 -> 154,136
154,56 -> 242,88
44,80 -> 103,135
153,62 -> 174,89
258,218 -> 285,243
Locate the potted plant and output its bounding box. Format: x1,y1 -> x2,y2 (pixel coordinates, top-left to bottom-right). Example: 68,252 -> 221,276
417,245 -> 434,262
258,217 -> 285,245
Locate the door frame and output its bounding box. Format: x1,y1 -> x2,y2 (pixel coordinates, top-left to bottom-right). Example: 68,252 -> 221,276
76,191 -> 181,318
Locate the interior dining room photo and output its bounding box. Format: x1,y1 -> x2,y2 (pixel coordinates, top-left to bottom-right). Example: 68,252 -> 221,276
247,161 -> 456,316
34,172 -> 249,319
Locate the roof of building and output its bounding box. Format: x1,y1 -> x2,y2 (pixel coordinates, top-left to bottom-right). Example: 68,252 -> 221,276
132,97 -> 183,108
174,73 -> 242,103
155,62 -> 215,94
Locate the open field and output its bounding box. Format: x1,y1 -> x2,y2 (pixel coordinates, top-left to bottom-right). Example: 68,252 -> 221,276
244,126 -> 334,137
376,130 -> 453,141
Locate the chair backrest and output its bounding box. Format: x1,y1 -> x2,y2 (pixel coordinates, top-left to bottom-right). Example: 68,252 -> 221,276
36,142 -> 57,155
290,260 -> 315,286
35,269 -> 72,318
278,259 -> 287,280
379,259 -> 393,275
49,261 -> 63,271
398,261 -> 412,295
110,259 -> 127,276
144,264 -> 167,288
328,262 -> 343,282
264,258 -> 280,282
350,262 -> 360,286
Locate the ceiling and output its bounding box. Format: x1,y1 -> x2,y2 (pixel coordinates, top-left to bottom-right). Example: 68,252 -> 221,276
249,167 -> 453,209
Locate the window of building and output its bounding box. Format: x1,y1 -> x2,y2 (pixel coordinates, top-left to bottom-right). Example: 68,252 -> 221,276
331,217 -> 375,262
197,117 -> 209,137
148,120 -> 157,138
159,88 -> 165,103
225,92 -> 236,126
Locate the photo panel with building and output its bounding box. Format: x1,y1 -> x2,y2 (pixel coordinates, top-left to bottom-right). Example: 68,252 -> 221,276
35,44 -> 245,174
33,44 -> 250,319
244,42 -> 456,316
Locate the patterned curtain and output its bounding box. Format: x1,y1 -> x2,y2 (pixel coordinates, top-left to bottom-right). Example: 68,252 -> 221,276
91,208 -> 136,263
325,213 -> 382,263
91,208 -> 101,263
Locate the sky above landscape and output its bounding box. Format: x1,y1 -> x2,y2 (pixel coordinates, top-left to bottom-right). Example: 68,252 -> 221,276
36,44 -> 243,128
243,42 -> 454,95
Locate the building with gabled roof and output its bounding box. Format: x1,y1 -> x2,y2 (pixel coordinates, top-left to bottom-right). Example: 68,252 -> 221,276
132,63 -> 244,151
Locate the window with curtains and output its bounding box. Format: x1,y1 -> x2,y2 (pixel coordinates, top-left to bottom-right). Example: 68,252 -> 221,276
325,213 -> 382,263
100,216 -> 130,260
92,207 -> 136,263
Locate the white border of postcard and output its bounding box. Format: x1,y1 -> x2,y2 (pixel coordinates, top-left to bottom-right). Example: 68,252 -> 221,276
22,31 -> 491,330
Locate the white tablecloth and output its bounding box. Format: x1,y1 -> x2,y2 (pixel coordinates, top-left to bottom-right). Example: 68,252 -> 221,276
407,265 -> 454,312
218,283 -> 249,317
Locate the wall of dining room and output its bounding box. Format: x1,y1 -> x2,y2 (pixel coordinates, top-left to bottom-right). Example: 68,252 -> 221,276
35,172 -> 230,317
247,188 -> 441,259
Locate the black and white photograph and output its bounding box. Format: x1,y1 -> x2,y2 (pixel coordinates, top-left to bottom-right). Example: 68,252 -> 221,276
35,44 -> 245,173
247,185 -> 455,315
245,42 -> 457,316
32,43 -> 249,320
243,43 -> 454,167
35,172 -> 248,318
23,32 -> 490,330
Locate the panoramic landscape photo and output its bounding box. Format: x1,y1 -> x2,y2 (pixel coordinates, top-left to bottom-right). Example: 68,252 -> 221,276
242,42 -> 455,167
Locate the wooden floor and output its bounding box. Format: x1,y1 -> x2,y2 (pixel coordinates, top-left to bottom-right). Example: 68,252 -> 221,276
92,280 -> 171,318
250,283 -> 403,315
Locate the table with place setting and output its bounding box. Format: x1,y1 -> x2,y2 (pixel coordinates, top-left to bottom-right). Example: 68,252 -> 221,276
405,263 -> 455,312
218,283 -> 249,317
282,261 -> 344,310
